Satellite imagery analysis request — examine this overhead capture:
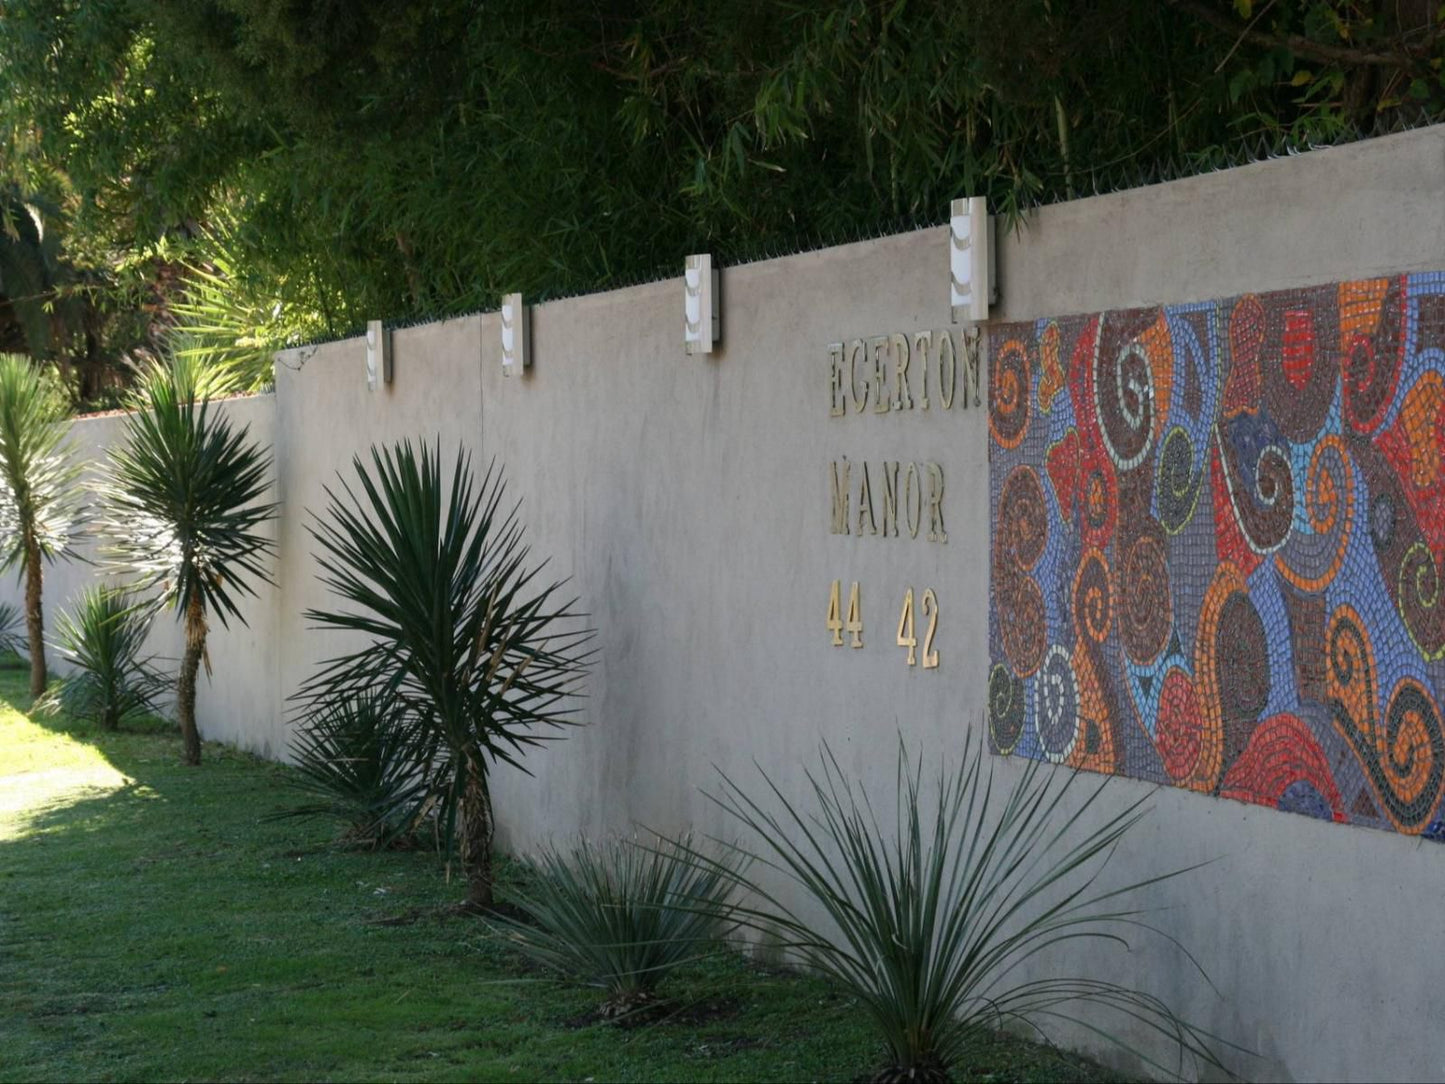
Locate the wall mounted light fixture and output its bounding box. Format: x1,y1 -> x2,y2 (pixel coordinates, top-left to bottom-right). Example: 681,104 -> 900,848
365,320 -> 392,390
949,197 -> 994,324
501,293 -> 530,376
684,254 -> 720,355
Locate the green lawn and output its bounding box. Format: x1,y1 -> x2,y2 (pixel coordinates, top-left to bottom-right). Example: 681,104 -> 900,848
0,666 -> 1116,1083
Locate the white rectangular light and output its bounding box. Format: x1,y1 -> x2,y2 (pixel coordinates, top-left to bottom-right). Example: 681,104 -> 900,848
684,254 -> 719,355
949,197 -> 992,324
501,293 -> 530,376
365,320 -> 392,390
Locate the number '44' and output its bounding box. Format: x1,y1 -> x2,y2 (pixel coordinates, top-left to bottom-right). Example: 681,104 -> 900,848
896,587 -> 939,669
826,580 -> 864,648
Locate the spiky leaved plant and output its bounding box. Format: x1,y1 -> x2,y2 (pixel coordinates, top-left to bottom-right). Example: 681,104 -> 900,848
677,737 -> 1234,1083
0,353 -> 81,697
0,599 -> 27,661
298,441 -> 592,910
277,691 -> 437,849
96,354 -> 275,764
491,835 -> 741,1019
37,584 -> 166,730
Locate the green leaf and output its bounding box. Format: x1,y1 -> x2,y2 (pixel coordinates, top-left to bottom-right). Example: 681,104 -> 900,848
489,835 -> 742,1014
295,441 -> 594,904
95,354 -> 276,630
35,585 -> 167,730
1228,69 -> 1255,103
271,692 -> 436,848
664,737 -> 1243,1080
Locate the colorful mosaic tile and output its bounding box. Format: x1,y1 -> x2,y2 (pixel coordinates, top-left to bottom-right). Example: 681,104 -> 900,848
988,272 -> 1445,837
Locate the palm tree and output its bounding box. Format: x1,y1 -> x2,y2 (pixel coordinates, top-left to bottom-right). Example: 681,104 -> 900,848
97,355 -> 275,764
0,353 -> 81,696
299,441 -> 592,909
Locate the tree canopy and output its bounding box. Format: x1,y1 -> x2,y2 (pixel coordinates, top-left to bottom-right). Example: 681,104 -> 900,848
0,1 -> 1441,400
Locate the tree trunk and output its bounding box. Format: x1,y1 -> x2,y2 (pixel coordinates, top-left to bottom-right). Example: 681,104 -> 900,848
459,765 -> 495,911
177,593 -> 207,765
23,531 -> 44,699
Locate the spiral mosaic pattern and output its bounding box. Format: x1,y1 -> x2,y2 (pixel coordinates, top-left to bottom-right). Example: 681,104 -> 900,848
988,272 -> 1445,838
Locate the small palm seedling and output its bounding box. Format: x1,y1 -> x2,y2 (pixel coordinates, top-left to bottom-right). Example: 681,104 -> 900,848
36,585 -> 166,730
97,354 -> 275,764
679,736 -> 1232,1083
0,353 -> 81,697
277,692 -> 437,849
491,835 -> 741,1020
299,440 -> 593,909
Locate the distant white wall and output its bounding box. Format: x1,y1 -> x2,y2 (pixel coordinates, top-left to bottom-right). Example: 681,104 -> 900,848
15,124 -> 1445,1082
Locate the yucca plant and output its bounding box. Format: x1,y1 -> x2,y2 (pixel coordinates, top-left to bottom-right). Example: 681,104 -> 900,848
679,737 -> 1232,1083
299,440 -> 593,909
491,835 -> 741,1019
0,599 -> 27,661
36,585 -> 166,730
96,354 -> 275,764
0,353 -> 81,697
277,691 -> 438,849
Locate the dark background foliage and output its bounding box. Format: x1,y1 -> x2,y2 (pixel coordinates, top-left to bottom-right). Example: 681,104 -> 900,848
1,1 -> 1441,400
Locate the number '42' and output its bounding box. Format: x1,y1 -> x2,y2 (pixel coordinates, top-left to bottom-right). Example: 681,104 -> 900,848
896,587 -> 939,669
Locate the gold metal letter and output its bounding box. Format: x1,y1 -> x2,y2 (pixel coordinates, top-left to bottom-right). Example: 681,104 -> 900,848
891,333 -> 912,410
915,331 -> 931,409
848,339 -> 868,413
830,459 -> 851,535
904,462 -> 922,539
962,327 -> 982,408
937,329 -> 957,410
926,462 -> 947,543
870,337 -> 890,414
828,342 -> 846,417
857,461 -> 878,536
880,461 -> 900,537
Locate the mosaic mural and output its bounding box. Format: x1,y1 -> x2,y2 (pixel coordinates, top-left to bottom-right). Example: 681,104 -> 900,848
987,271 -> 1445,837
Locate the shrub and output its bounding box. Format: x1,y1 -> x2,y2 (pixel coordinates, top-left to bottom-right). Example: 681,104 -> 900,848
492,835 -> 741,1019
278,692 -> 437,849
36,585 -> 165,730
298,441 -> 593,909
0,599 -> 26,661
681,737 -> 1232,1082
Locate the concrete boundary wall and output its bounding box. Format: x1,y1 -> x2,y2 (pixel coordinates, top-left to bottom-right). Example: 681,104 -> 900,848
14,125 -> 1445,1081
